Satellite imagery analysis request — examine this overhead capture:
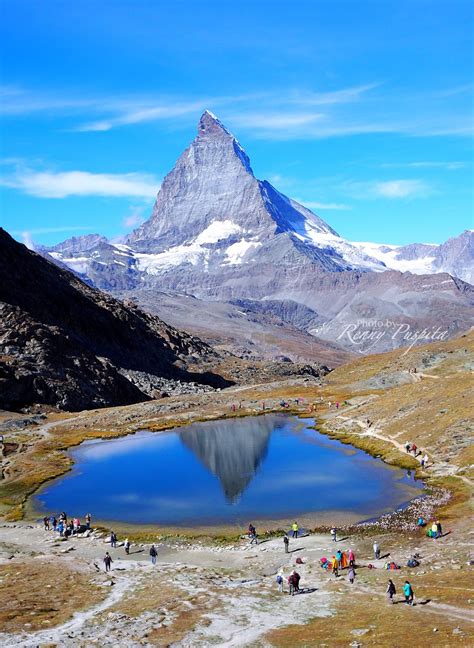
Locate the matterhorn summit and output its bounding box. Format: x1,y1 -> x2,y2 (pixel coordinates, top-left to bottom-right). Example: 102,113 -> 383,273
126,110 -> 356,272
40,111 -> 474,356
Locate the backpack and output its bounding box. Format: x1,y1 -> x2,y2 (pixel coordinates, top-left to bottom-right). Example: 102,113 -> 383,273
276,575 -> 283,584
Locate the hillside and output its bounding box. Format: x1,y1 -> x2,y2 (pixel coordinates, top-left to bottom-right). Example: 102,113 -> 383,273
0,229 -> 230,411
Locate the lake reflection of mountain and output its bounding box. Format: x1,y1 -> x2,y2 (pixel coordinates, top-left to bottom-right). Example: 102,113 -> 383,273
179,416 -> 282,502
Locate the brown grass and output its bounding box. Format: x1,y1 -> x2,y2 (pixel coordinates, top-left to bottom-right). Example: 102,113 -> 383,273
0,559 -> 105,632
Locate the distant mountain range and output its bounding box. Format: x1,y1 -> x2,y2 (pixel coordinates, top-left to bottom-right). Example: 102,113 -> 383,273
34,111 -> 474,356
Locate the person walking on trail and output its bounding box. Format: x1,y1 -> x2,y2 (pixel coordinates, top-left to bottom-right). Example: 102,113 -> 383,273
347,566 -> 355,584
149,544 -> 158,565
336,549 -> 343,570
373,541 -> 380,560
331,527 -> 337,542
405,442 -> 411,453
348,549 -> 355,566
412,443 -> 418,456
288,572 -> 295,595
292,522 -> 299,538
85,513 -> 91,529
293,570 -> 301,593
283,534 -> 289,553
110,531 -> 117,548
248,524 -> 258,544
103,552 -> 113,572
436,520 -> 442,538
124,538 -> 130,555
423,453 -> 429,468
386,579 -> 396,604
43,516 -> 49,531
403,580 -> 414,605
331,555 -> 339,577
276,571 -> 284,593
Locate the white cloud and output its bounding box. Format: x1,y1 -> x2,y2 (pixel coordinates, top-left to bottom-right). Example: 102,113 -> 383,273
12,226 -> 97,235
373,179 -> 431,198
21,231 -> 35,250
2,168 -> 160,199
381,161 -> 466,170
76,101 -> 208,132
288,83 -> 380,106
297,200 -> 351,210
231,112 -> 324,130
123,205 -> 148,228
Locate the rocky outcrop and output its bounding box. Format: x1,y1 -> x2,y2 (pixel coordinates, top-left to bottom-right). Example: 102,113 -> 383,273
0,229 -> 230,411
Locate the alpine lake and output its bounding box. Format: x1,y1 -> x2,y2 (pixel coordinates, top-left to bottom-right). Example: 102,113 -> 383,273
33,414 -> 424,528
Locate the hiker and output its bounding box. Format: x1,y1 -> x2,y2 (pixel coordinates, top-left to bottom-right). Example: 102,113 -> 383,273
110,531 -> 117,548
283,534 -> 289,553
336,549 -> 343,569
423,453 -> 429,467
85,513 -> 91,529
330,527 -> 337,542
248,523 -> 258,544
348,549 -> 355,566
405,442 -> 411,453
293,570 -> 301,592
149,544 -> 158,565
411,443 -> 417,456
436,520 -> 442,538
386,579 -> 396,604
347,566 -> 355,584
420,455 -> 425,468
373,541 -> 380,559
331,555 -> 339,577
292,522 -> 299,538
288,572 -> 295,595
403,580 -> 414,605
104,551 -> 113,572
231,403 -> 236,412
50,515 -> 56,531
276,571 -> 284,593
43,516 -> 49,531
431,521 -> 438,538
124,538 -> 130,555
73,517 -> 80,534
336,401 -> 340,409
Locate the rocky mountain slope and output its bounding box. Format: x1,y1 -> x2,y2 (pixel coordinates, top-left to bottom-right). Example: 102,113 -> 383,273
0,229 -> 232,411
37,111 -> 474,355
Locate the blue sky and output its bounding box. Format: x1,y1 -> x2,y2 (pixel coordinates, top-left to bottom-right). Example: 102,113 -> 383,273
1,0 -> 473,247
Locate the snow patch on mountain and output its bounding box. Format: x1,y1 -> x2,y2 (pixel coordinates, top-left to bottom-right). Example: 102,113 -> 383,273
225,239 -> 262,264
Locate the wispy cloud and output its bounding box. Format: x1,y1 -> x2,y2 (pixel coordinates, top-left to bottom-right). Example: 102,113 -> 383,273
1,168 -> 160,198
342,178 -> 433,200
381,161 -> 466,170
76,100 -> 209,132
296,199 -> 351,210
1,83 -> 472,140
372,179 -> 432,199
122,205 -> 148,228
11,226 -> 97,235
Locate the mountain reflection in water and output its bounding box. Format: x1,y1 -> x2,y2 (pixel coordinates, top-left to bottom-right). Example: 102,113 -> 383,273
179,416 -> 280,502
34,414 -> 424,526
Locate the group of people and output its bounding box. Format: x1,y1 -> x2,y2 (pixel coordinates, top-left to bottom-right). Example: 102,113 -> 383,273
404,442 -> 429,468
104,531 -> 159,570
427,520 -> 443,538
43,511 -> 92,537
386,579 -> 415,605
248,522 -> 301,549
320,548 -> 356,579
276,569 -> 301,595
